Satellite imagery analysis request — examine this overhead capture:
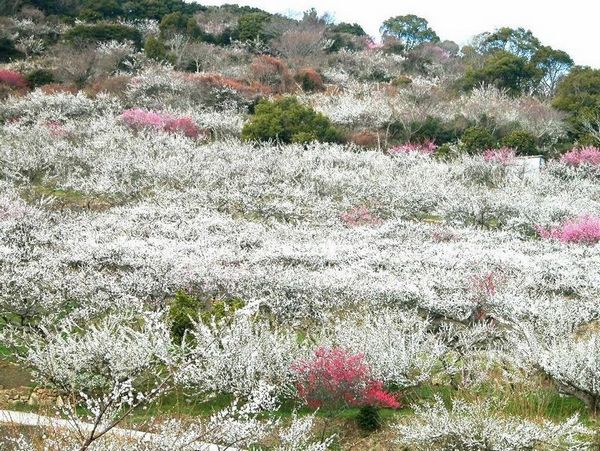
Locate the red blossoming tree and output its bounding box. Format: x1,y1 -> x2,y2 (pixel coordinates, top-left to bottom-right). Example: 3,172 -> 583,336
291,346 -> 400,410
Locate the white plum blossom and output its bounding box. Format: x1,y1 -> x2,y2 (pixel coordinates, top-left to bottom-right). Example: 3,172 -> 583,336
177,315 -> 301,397
324,310 -> 448,388
394,397 -> 589,450
517,326 -> 600,412
0,65 -> 599,448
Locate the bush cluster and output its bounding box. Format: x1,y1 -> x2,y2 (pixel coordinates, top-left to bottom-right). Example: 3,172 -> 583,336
460,126 -> 497,154
242,97 -> 341,144
501,130 -> 538,155
26,69 -> 55,88
294,68 -> 325,92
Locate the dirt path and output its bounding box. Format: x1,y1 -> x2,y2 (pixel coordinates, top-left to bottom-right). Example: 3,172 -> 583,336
0,361 -> 31,389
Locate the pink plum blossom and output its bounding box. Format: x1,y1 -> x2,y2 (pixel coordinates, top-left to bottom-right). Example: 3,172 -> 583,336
483,147 -> 516,165
561,147 -> 600,167
121,108 -> 203,139
536,216 -> 600,244
389,140 -> 437,155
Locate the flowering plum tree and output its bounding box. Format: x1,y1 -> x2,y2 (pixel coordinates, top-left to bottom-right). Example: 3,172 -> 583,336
120,108 -> 203,138
483,147 -> 517,164
389,140 -> 437,155
536,216 -> 600,244
395,397 -> 588,450
561,146 -> 600,167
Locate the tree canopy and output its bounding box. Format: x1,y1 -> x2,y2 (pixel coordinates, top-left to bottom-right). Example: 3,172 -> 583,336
1,0 -> 205,19
464,27 -> 574,97
553,67 -> 600,141
380,14 -> 439,51
237,11 -> 272,42
476,27 -> 541,59
330,22 -> 366,36
462,50 -> 539,95
531,46 -> 574,96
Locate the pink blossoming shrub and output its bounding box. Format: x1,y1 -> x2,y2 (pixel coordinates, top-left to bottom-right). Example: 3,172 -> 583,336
389,140 -> 437,155
339,206 -> 383,227
122,108 -> 170,129
362,380 -> 401,408
120,108 -> 203,139
291,347 -> 400,410
162,117 -> 203,139
0,69 -> 28,89
483,147 -> 516,165
561,147 -> 600,167
536,216 -> 600,244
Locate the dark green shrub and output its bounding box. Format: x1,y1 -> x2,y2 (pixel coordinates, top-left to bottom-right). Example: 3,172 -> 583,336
79,0 -> 122,21
186,17 -> 203,39
461,126 -> 497,153
64,23 -> 143,48
144,36 -> 168,61
200,26 -> 239,46
0,36 -> 23,62
159,11 -> 193,38
102,0 -> 204,21
364,67 -> 392,82
434,143 -> 454,159
199,298 -> 245,324
25,69 -> 55,88
237,12 -> 271,42
168,291 -> 200,343
495,120 -> 524,138
330,22 -> 366,36
327,32 -> 364,52
16,0 -> 204,20
417,115 -> 469,144
501,130 -> 538,155
168,291 -> 245,343
357,405 -> 382,432
462,50 -> 538,96
241,97 -> 341,144
2,0 -> 74,16
389,115 -> 469,145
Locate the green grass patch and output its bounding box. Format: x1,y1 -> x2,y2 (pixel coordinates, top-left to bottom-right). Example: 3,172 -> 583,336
0,343 -> 11,358
414,213 -> 445,224
21,185 -> 116,211
123,390 -> 236,425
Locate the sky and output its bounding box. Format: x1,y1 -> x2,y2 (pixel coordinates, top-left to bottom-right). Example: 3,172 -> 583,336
195,0 -> 599,68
